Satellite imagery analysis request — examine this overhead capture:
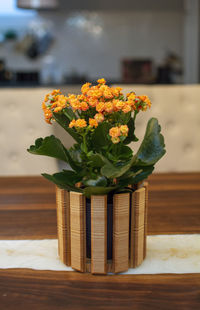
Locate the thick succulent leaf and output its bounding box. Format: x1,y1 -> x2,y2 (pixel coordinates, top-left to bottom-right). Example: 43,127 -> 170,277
111,144 -> 133,161
118,166 -> 154,187
124,117 -> 138,144
83,186 -> 117,198
117,168 -> 142,181
53,112 -> 81,143
87,154 -> 105,168
56,170 -> 82,185
91,122 -> 111,151
82,176 -> 107,187
135,118 -> 166,166
123,111 -> 132,124
130,166 -> 154,184
28,135 -> 70,163
42,172 -> 82,192
27,135 -> 80,171
100,155 -> 133,178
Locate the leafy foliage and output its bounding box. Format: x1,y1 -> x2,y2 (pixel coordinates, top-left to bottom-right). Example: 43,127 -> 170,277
135,118 -> 166,166
28,83 -> 166,197
27,135 -> 81,172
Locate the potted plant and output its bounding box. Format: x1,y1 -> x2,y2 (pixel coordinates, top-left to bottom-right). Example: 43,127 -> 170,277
28,78 -> 166,274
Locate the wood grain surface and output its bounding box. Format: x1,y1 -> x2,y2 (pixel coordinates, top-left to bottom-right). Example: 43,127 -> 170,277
130,188 -> 145,268
70,192 -> 86,272
91,195 -> 107,274
113,193 -> 130,273
0,173 -> 199,239
0,173 -> 200,309
0,269 -> 199,310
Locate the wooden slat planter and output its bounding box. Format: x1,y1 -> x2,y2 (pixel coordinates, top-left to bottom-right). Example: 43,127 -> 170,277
56,183 -> 148,274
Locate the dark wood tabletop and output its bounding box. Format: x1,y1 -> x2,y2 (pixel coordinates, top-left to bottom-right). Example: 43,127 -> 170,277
0,173 -> 200,310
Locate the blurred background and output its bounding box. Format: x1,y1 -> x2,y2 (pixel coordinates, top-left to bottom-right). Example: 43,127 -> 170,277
0,0 -> 200,175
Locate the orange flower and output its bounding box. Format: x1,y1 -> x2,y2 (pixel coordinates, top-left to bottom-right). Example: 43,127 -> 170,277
54,106 -> 62,112
75,119 -> 87,128
120,125 -> 129,136
96,102 -> 105,113
80,101 -> 89,111
89,118 -> 98,128
103,87 -> 113,99
113,100 -> 125,111
69,98 -> 81,111
52,89 -> 61,96
81,82 -> 91,95
112,87 -> 122,97
138,95 -> 151,109
77,94 -> 86,101
109,126 -> 121,138
42,101 -> 46,110
127,99 -> 136,110
97,78 -> 106,84
88,97 -> 98,108
94,113 -> 104,123
122,104 -> 131,113
69,119 -> 76,128
87,87 -> 103,99
54,95 -> 68,109
43,109 -> 53,124
69,118 -> 87,128
104,102 -> 113,113
111,137 -> 120,144
127,92 -> 136,101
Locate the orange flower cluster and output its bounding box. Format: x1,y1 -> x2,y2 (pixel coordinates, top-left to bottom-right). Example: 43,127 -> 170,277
109,125 -> 129,144
42,89 -> 68,124
69,117 -> 99,129
69,119 -> 87,128
41,79 -> 151,144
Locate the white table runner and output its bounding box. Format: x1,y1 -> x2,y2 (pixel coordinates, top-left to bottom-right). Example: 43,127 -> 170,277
0,234 -> 200,274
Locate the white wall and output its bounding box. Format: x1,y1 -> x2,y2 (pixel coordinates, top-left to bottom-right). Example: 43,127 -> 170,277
0,10 -> 184,81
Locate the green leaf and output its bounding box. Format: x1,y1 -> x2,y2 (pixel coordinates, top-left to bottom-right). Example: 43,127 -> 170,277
117,168 -> 142,181
53,112 -> 82,143
27,135 -> 70,163
87,154 -> 104,168
131,166 -> 154,184
82,176 -> 107,187
111,144 -> 133,161
27,135 -> 80,171
135,118 -> 166,166
100,155 -> 133,178
58,170 -> 82,185
83,186 -> 117,198
42,172 -> 82,192
118,166 -> 154,187
122,111 -> 131,124
91,122 -> 111,151
124,117 -> 138,144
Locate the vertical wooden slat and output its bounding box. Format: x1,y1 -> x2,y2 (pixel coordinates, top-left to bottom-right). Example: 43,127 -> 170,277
56,187 -> 71,266
143,182 -> 148,259
130,187 -> 145,268
70,192 -> 86,272
91,195 -> 107,274
113,193 -> 130,273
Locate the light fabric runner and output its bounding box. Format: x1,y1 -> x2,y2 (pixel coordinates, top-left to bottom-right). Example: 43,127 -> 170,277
0,235 -> 200,274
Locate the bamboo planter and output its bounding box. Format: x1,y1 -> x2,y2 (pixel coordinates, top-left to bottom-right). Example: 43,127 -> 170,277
56,183 -> 148,274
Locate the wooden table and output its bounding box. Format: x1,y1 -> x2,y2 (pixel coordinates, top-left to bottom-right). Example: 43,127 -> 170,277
0,173 -> 200,309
